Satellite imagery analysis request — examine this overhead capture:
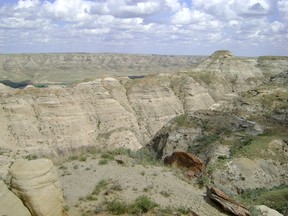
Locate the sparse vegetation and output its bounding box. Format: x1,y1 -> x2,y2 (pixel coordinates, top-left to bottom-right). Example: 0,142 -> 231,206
174,114 -> 200,128
160,190 -> 171,197
23,154 -> 38,160
98,158 -> 108,165
92,179 -> 110,196
79,155 -> 87,162
237,184 -> 288,214
105,199 -> 128,215
189,71 -> 215,85
104,195 -> 159,215
129,147 -> 159,166
129,195 -> 159,215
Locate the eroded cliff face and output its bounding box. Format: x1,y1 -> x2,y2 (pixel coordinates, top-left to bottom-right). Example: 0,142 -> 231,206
191,50 -> 266,100
0,51 -> 286,159
0,75 -> 185,157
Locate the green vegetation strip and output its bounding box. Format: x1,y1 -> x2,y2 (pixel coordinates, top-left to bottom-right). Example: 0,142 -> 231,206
238,185 -> 288,214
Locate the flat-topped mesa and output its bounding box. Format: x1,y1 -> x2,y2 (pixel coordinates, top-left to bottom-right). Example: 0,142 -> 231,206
209,50 -> 234,59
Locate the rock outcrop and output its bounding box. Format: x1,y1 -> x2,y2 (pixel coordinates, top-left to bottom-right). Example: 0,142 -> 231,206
193,50 -> 265,99
212,158 -> 288,192
164,152 -> 204,177
0,180 -> 31,216
1,51 -> 282,158
7,158 -> 63,216
207,187 -> 250,216
254,205 -> 283,216
270,70 -> 288,85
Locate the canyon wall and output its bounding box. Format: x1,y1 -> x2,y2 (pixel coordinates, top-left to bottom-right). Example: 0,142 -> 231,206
0,51 -> 286,158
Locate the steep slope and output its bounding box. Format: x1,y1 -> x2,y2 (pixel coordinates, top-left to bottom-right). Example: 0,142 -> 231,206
146,70 -> 288,213
192,50 -> 265,100
1,50 -> 284,158
0,76 -> 184,156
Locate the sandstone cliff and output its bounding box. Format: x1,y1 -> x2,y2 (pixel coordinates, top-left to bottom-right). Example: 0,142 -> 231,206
0,51 -> 286,159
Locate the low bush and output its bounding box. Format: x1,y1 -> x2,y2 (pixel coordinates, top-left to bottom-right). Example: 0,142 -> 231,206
129,195 -> 159,214
106,199 -> 128,215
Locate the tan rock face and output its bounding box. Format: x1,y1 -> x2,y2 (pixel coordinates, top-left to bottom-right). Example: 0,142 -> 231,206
0,51 -> 272,157
212,158 -> 288,192
0,180 -> 31,216
193,50 -> 265,100
0,75 -> 187,156
7,158 -> 64,216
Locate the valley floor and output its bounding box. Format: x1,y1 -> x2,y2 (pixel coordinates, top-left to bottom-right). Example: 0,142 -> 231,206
57,150 -> 227,216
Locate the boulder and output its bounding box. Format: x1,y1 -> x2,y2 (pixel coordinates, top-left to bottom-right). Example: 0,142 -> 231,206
207,187 -> 250,216
7,158 -> 64,216
164,152 -> 203,177
254,205 -> 283,216
0,180 -> 31,216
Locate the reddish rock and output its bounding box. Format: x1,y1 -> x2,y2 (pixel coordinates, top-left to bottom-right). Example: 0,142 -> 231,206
164,152 -> 204,177
207,187 -> 250,216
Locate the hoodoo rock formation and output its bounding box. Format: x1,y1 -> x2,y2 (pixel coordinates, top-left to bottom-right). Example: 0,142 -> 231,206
6,158 -> 64,216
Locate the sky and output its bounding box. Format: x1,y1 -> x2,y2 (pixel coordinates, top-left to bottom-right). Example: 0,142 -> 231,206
0,0 -> 287,56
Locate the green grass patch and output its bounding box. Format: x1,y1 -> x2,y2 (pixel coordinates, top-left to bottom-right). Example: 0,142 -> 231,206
237,185 -> 288,214
105,199 -> 128,215
231,134 -> 288,162
129,148 -> 159,166
129,195 -> 159,214
104,195 -> 158,215
173,114 -> 200,128
92,179 -> 110,196
23,154 -> 38,160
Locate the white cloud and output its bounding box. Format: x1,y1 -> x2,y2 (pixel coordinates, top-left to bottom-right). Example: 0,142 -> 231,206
278,0 -> 288,21
164,0 -> 182,12
90,0 -> 161,18
171,7 -> 213,25
0,0 -> 287,56
15,0 -> 40,9
42,0 -> 93,22
231,0 -> 276,17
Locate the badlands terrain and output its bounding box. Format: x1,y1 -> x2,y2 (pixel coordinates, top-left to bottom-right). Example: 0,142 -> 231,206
0,50 -> 287,216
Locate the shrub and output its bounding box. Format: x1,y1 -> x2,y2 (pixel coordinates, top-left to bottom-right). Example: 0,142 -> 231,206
197,175 -> 209,188
177,206 -> 192,214
129,195 -> 158,214
68,155 -> 78,161
101,153 -> 114,160
24,154 -> 38,160
79,155 -> 87,162
129,148 -> 159,166
106,199 -> 128,215
98,159 -> 108,165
